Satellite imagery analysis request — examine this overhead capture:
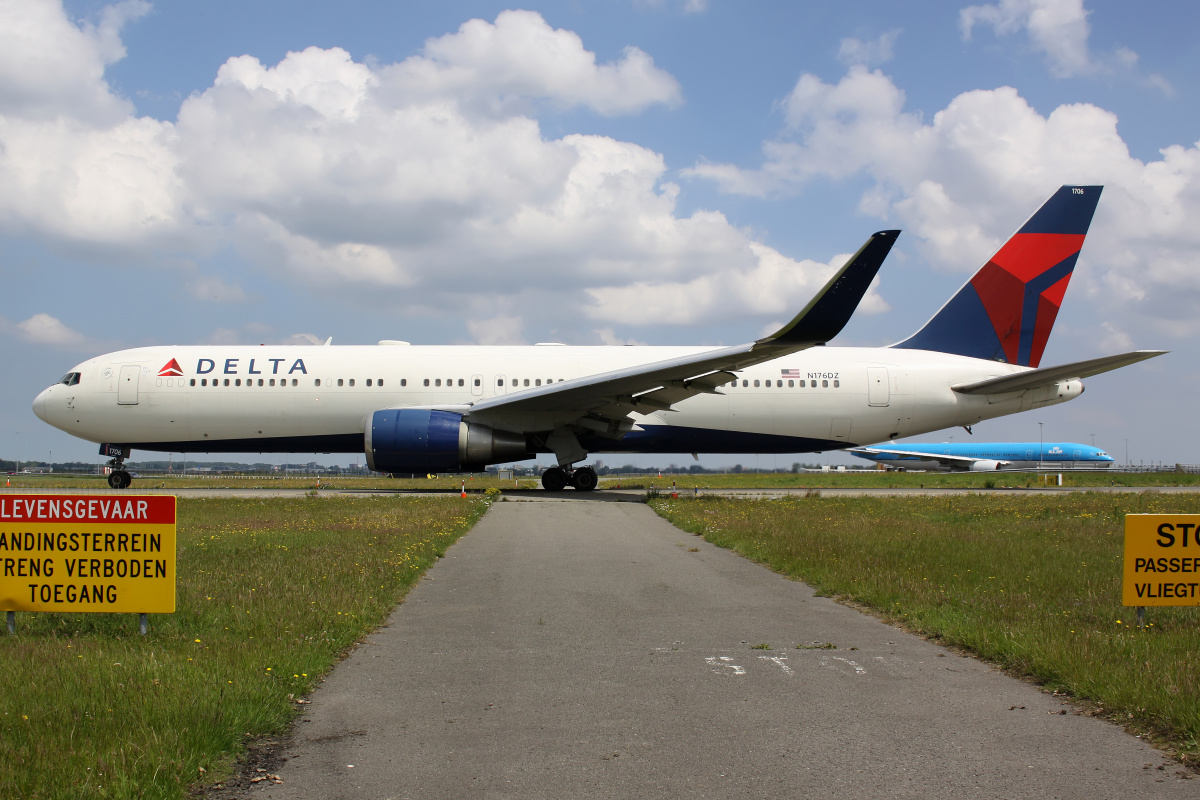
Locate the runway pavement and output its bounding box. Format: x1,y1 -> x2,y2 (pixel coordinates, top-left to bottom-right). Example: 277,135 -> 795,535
240,500 -> 1193,799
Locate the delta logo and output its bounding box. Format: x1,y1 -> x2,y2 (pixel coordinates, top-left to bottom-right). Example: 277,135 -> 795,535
158,359 -> 184,377
156,356 -> 310,377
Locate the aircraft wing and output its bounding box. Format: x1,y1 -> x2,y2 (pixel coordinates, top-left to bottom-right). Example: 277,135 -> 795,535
849,446 -> 1009,470
463,230 -> 900,436
951,350 -> 1167,395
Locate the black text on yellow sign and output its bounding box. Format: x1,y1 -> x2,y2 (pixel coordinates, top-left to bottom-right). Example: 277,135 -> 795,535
0,495 -> 176,613
1124,514 -> 1200,606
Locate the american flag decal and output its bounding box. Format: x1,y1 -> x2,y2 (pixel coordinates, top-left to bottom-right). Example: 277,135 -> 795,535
781,369 -> 800,378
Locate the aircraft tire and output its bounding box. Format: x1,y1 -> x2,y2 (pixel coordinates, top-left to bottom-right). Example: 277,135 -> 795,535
571,466 -> 598,492
108,470 -> 131,490
541,467 -> 568,492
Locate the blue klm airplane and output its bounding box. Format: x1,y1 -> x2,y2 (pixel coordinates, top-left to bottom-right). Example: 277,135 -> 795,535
848,442 -> 1114,472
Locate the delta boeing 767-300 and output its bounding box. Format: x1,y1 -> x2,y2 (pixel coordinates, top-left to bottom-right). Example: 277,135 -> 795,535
32,186 -> 1164,490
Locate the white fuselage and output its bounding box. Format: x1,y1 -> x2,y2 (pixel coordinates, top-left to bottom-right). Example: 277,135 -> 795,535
32,343 -> 1082,459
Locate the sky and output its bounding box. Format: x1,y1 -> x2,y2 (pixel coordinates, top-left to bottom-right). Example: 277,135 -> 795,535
1,0 -> 1197,469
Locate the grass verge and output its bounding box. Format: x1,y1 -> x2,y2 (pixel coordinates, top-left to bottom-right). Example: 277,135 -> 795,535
651,492 -> 1200,765
0,495 -> 489,799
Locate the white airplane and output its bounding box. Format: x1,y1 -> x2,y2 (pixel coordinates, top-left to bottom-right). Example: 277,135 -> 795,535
33,186 -> 1164,491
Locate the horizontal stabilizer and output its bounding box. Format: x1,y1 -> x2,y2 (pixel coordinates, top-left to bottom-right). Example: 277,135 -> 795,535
952,350 -> 1167,395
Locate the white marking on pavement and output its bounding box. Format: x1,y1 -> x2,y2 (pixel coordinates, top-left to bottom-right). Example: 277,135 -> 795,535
758,655 -> 794,675
706,656 -> 746,675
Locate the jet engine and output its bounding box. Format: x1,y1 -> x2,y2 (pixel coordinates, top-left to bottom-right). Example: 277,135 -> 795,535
968,459 -> 1005,471
365,409 -> 531,474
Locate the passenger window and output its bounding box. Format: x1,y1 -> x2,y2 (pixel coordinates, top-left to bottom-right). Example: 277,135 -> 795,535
314,379 -> 321,387
366,379 -> 372,387
269,379 -> 275,386
423,379 -> 430,386
379,379 -> 385,386
788,380 -> 794,388
498,378 -> 504,387
822,380 -> 829,388
535,378 -> 542,386
458,378 -> 464,387
258,379 -> 264,386
434,379 -> 441,387
742,380 -> 748,387
349,379 -> 355,387
834,379 -> 840,388
235,379 -> 242,386
753,379 -> 760,387
523,379 -> 529,387
474,378 -> 481,387
201,379 -> 207,387
338,378 -> 344,387
224,379 -> 230,387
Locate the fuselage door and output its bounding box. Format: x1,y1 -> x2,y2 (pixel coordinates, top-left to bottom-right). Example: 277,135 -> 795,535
117,365 -> 140,405
867,367 -> 890,407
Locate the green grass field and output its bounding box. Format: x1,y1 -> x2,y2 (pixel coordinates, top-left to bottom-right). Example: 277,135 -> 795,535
651,492 -> 1200,765
0,496 -> 488,799
6,468 -> 1200,494
4,485 -> 1199,796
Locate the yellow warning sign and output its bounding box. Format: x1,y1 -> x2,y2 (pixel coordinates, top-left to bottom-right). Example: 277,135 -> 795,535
1124,514 -> 1200,606
0,495 -> 176,613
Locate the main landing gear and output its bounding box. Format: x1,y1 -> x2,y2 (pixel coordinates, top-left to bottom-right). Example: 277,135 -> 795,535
541,465 -> 598,492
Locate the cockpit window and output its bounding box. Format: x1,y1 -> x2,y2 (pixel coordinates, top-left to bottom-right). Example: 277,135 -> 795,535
59,372 -> 81,386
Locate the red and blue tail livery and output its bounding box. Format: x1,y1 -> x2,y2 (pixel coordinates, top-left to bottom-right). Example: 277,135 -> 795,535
894,185 -> 1102,367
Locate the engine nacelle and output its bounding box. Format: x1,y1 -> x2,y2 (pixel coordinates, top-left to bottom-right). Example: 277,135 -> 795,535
969,459 -> 1005,471
365,409 -> 531,474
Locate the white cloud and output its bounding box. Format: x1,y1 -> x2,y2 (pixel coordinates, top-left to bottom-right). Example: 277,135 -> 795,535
0,6 -> 789,335
585,244 -> 889,327
467,315 -> 526,345
959,0 -> 1170,91
380,10 -> 682,117
187,274 -> 252,304
685,64 -> 1200,349
837,30 -> 901,67
0,0 -> 149,123
282,333 -> 324,346
13,313 -> 93,349
960,0 -> 1095,77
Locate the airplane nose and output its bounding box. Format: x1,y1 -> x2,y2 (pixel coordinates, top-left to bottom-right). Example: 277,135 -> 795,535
32,387 -> 50,423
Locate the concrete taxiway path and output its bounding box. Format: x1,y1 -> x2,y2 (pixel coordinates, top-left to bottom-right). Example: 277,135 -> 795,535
242,499 -> 1192,799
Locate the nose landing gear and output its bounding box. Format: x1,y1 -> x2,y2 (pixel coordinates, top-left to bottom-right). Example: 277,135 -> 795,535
105,454 -> 132,490
541,465 -> 598,492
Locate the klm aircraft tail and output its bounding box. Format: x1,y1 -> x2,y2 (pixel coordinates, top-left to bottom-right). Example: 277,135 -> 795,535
893,185 -> 1102,367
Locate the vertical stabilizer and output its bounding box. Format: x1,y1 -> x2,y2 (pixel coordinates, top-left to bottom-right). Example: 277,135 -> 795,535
892,185 -> 1102,367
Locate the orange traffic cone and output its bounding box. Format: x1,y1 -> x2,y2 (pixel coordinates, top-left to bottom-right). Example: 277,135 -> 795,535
461,480 -> 467,498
